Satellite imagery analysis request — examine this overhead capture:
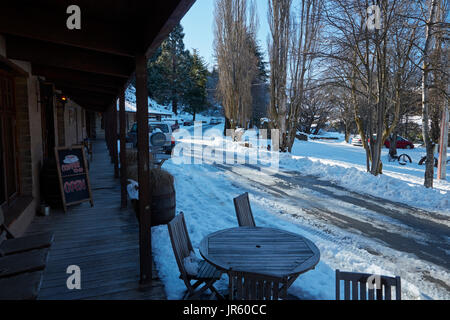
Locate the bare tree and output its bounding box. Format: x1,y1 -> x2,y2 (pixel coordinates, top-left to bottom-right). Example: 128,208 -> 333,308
299,83 -> 334,135
323,0 -> 417,176
268,0 -> 292,151
329,83 -> 355,143
287,0 -> 323,151
214,0 -> 258,133
268,0 -> 322,152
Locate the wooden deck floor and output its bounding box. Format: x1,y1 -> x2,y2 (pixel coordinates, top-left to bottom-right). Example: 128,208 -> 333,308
26,139 -> 167,300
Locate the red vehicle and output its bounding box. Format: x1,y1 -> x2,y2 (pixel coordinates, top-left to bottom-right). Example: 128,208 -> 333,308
384,136 -> 414,149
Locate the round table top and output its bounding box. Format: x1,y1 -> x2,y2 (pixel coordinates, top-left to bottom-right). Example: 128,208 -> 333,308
199,227 -> 320,278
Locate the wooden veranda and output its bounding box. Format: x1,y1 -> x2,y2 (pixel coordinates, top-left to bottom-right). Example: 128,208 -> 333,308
27,139 -> 166,299
0,0 -> 195,288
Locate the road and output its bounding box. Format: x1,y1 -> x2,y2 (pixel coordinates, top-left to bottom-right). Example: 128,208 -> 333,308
174,125 -> 450,298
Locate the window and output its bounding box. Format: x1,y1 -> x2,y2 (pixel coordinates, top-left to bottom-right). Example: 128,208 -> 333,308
0,71 -> 18,206
149,124 -> 169,133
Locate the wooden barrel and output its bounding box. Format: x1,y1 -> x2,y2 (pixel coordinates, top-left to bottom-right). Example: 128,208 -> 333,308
151,183 -> 176,226
132,184 -> 176,227
40,158 -> 63,208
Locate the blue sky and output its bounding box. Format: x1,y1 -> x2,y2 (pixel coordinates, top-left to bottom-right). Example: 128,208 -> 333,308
181,0 -> 270,70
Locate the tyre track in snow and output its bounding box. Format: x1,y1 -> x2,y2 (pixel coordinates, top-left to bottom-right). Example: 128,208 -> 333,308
174,132 -> 450,297
211,162 -> 450,294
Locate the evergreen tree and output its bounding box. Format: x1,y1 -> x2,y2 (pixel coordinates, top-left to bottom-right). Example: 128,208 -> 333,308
184,50 -> 209,120
249,36 -> 269,127
250,37 -> 269,84
147,47 -> 165,98
147,24 -> 191,114
207,67 -> 220,111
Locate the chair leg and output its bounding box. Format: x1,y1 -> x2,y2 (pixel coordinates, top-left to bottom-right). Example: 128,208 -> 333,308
183,280 -> 203,300
207,283 -> 224,300
188,282 -> 212,300
184,279 -> 224,300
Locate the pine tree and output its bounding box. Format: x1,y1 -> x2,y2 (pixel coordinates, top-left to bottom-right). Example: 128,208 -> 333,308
184,50 -> 209,120
147,47 -> 165,98
147,24 -> 191,114
249,36 -> 269,127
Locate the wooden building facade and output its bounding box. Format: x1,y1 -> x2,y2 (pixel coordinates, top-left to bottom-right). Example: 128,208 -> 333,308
0,0 -> 195,290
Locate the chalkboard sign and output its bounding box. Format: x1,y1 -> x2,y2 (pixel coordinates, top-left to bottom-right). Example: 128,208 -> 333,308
55,145 -> 93,212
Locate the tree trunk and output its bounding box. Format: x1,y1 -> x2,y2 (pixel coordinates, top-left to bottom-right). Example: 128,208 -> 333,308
422,0 -> 439,189
172,96 -> 178,115
224,116 -> 231,136
389,133 -> 398,158
344,123 -> 351,143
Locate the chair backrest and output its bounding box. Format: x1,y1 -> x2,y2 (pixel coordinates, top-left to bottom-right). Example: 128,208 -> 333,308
228,270 -> 286,300
336,270 -> 401,300
167,213 -> 194,281
233,193 -> 255,227
0,208 -> 14,240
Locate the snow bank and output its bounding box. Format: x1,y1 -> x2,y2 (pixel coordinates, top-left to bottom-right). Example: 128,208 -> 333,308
280,155 -> 450,216
152,154 -> 449,300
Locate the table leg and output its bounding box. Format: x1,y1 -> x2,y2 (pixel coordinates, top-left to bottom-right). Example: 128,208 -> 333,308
279,275 -> 299,298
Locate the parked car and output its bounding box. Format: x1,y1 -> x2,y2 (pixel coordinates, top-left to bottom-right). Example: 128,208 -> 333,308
384,136 -> 414,149
166,120 -> 180,131
126,121 -> 175,154
210,118 -> 222,125
183,121 -> 193,127
351,135 -> 363,147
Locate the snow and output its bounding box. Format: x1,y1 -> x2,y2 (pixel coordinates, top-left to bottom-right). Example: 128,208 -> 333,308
183,251 -> 202,276
154,157 -> 449,300
120,85 -> 217,124
284,134 -> 450,216
127,179 -> 139,200
119,92 -> 448,300
117,85 -> 174,115
150,125 -> 449,300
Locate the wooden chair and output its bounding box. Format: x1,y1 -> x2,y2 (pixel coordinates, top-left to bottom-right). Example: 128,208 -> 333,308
233,192 -> 255,227
168,213 -> 224,300
0,209 -> 54,256
0,249 -> 49,279
336,270 -> 401,300
228,270 -> 288,300
0,270 -> 45,300
0,249 -> 50,300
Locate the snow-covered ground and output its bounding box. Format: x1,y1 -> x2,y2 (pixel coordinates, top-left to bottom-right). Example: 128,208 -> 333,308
149,123 -> 449,300
285,134 -> 450,216
175,125 -> 449,216
121,85 -> 216,124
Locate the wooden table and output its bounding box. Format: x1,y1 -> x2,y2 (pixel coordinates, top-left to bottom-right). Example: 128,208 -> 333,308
199,227 -> 320,290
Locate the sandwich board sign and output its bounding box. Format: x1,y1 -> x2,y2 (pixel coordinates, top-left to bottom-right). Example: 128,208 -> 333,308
55,145 -> 94,212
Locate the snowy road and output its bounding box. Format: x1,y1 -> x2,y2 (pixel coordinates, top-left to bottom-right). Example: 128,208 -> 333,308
213,162 -> 450,288
152,127 -> 450,300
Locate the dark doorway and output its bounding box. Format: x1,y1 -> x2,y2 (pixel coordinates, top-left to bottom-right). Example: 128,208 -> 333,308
0,69 -> 19,207
40,82 -> 55,159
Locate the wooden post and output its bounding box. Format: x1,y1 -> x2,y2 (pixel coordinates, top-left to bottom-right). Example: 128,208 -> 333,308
105,111 -> 111,156
119,89 -> 128,208
136,53 -> 152,286
112,101 -> 119,178
108,110 -> 114,161
105,111 -> 110,152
